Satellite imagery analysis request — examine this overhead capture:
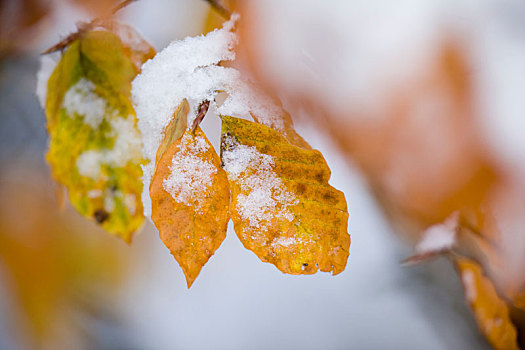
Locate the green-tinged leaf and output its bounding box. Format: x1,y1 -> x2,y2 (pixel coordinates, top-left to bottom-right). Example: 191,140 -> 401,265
45,26 -> 155,242
220,116 -> 350,275
150,101 -> 230,287
79,30 -> 136,97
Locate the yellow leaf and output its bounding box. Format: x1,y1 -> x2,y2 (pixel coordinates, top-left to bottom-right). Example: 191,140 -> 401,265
45,26 -> 154,242
150,101 -> 230,287
250,108 -> 311,150
220,116 -> 350,275
456,257 -> 520,350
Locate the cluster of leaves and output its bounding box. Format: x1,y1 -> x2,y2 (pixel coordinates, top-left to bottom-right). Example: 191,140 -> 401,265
42,11 -> 350,287
149,100 -> 350,286
39,2 -> 524,349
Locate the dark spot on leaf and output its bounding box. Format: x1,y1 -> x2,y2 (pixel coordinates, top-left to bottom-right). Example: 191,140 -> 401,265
323,191 -> 334,201
296,183 -> 306,195
94,209 -> 109,223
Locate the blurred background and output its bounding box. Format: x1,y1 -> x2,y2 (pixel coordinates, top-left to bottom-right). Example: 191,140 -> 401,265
1,0 -> 524,349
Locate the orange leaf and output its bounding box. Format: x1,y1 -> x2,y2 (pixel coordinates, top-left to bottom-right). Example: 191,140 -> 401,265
456,257 -> 520,350
220,116 -> 350,275
150,101 -> 230,287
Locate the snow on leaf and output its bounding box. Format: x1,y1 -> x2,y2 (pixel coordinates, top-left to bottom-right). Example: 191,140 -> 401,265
402,211 -> 460,266
132,13 -> 308,218
43,25 -> 155,242
416,211 -> 459,254
221,134 -> 296,229
220,116 -> 350,275
163,132 -> 217,213
456,258 -> 519,350
150,102 -> 229,287
131,15 -> 239,218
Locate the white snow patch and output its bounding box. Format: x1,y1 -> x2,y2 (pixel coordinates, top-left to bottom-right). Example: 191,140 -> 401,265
221,135 -> 297,233
36,53 -> 59,109
163,133 -> 216,212
76,116 -> 143,179
415,211 -> 459,254
123,193 -> 137,215
270,237 -> 302,250
132,14 -> 287,218
107,117 -> 144,165
87,189 -> 103,198
100,190 -> 136,215
462,269 -> 477,302
63,78 -> 116,128
104,193 -> 116,213
77,150 -> 104,179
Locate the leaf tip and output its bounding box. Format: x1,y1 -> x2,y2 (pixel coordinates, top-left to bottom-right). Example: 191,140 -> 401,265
183,270 -> 198,289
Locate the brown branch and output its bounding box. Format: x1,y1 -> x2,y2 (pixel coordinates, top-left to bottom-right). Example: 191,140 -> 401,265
41,0 -> 138,55
192,100 -> 210,134
112,0 -> 138,15
41,21 -> 93,54
401,250 -> 452,267
202,0 -> 231,19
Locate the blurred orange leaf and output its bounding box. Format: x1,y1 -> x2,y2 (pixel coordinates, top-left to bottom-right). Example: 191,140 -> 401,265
456,257 -> 520,350
0,166 -> 130,347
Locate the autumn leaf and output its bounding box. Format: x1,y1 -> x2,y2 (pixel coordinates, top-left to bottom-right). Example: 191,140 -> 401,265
44,25 -> 154,242
220,116 -> 350,275
150,100 -> 230,287
456,257 -> 519,350
0,166 -> 131,347
514,292 -> 525,311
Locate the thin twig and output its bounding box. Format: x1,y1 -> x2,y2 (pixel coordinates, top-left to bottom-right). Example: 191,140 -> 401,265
202,0 -> 231,19
41,21 -> 93,54
192,100 -> 210,134
41,0 -> 138,55
401,250 -> 449,267
112,0 -> 138,15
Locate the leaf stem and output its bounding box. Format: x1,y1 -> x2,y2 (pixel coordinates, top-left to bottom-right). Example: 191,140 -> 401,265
192,100 -> 210,134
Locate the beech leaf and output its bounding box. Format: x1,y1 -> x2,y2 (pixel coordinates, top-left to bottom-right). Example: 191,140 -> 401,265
44,25 -> 154,242
456,258 -> 519,350
220,116 -> 350,275
150,101 -> 230,287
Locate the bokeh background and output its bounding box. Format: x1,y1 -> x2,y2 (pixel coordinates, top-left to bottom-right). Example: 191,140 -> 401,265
1,0 -> 524,349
